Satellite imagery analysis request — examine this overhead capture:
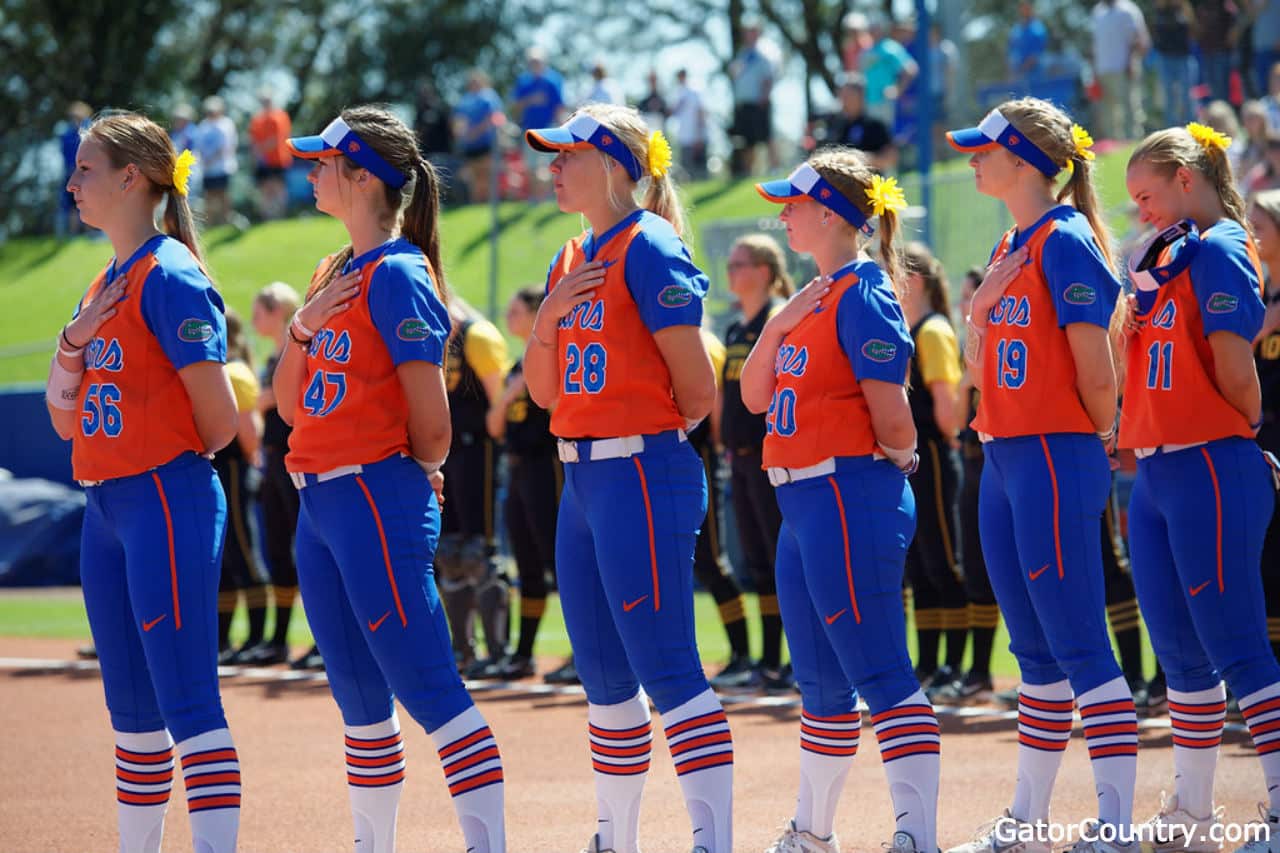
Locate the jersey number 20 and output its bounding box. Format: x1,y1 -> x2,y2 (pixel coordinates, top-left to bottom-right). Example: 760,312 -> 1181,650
563,342 -> 607,394
766,388 -> 797,437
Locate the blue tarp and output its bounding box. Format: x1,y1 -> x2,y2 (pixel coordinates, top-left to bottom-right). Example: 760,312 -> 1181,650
0,476 -> 83,586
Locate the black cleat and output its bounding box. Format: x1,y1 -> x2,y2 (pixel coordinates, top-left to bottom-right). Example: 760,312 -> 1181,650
710,654 -> 758,690
544,658 -> 580,685
289,645 -> 325,671
758,662 -> 797,693
235,641 -> 289,666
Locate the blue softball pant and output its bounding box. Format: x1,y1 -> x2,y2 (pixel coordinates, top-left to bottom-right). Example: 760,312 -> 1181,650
555,430 -> 710,712
1128,437 -> 1280,697
980,433 -> 1121,692
294,453 -> 472,732
774,456 -> 918,716
80,451 -> 230,743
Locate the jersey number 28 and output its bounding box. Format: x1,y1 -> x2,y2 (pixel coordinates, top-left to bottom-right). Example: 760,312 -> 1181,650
563,342 -> 607,394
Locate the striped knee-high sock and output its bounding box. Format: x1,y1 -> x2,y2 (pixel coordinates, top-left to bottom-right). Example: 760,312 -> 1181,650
871,690 -> 940,853
1240,683 -> 1280,811
589,691 -> 652,853
177,728 -> 240,853
1078,677 -> 1139,832
115,729 -> 174,853
1011,681 -> 1073,823
431,705 -> 505,853
346,716 -> 406,853
796,711 -> 859,839
663,688 -> 734,853
1168,684 -> 1226,818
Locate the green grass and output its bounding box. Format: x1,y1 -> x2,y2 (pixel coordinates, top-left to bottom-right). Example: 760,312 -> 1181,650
0,147 -> 1136,384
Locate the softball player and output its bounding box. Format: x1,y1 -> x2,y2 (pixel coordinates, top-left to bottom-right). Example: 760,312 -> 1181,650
721,234 -> 793,690
1121,124 -> 1280,853
900,242 -> 968,696
744,150 -> 939,853
946,99 -> 1136,853
275,105 -> 505,853
50,111 -> 241,853
522,103 -> 733,853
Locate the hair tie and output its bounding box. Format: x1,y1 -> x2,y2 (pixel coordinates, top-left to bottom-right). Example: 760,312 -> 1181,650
648,130 -> 673,178
172,149 -> 197,197
865,174 -> 908,218
1186,122 -> 1232,153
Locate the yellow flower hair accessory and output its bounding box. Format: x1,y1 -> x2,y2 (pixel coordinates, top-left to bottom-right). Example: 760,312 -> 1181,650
1071,124 -> 1096,161
172,149 -> 197,197
865,174 -> 908,218
648,130 -> 673,178
1186,122 -> 1231,152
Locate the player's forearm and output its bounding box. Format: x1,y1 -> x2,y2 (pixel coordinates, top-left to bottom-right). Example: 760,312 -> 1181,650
272,343 -> 307,427
739,327 -> 784,414
522,336 -> 560,410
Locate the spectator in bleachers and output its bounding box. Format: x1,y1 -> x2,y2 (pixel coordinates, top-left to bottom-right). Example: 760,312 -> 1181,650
929,24 -> 959,135
453,69 -> 504,203
413,81 -> 460,205
1239,99 -> 1270,184
670,68 -> 708,180
196,96 -> 239,226
581,59 -> 623,106
1253,0 -> 1280,98
810,74 -> 896,171
1151,0 -> 1196,126
1264,62 -> 1280,128
1245,130 -> 1280,199
57,100 -> 91,238
248,90 -> 292,221
637,70 -> 667,130
1089,0 -> 1150,141
169,103 -> 199,162
843,11 -> 917,128
1194,0 -> 1240,104
729,15 -> 780,176
511,46 -> 565,202
1007,2 -> 1048,95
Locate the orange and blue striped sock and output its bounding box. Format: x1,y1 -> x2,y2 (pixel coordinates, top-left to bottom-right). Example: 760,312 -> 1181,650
871,690 -> 940,853
663,688 -> 734,853
589,690 -> 652,853
1168,683 -> 1226,818
345,715 -> 405,853
1078,677 -> 1139,831
115,729 -> 174,853
177,727 -> 240,853
1011,680 -> 1073,823
1240,683 -> 1280,811
432,705 -> 505,853
796,710 -> 859,838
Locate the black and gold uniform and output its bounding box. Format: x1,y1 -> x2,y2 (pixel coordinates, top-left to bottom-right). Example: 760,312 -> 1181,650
1256,286 -> 1280,660
954,384 -> 1000,695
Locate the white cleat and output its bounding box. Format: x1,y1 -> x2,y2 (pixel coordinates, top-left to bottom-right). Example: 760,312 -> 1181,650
945,810 -> 1051,853
581,834 -> 617,853
1231,804 -> 1280,853
885,830 -> 922,853
1065,823 -> 1146,853
764,819 -> 841,853
1139,792 -> 1223,853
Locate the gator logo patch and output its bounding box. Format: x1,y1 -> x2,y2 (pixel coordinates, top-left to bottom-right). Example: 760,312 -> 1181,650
861,339 -> 897,363
396,318 -> 432,341
658,285 -> 693,309
1063,283 -> 1096,305
178,318 -> 213,343
1206,292 -> 1239,314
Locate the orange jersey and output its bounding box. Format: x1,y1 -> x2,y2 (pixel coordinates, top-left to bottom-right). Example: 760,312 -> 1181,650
546,209 -> 707,439
249,108 -> 293,168
1120,219 -> 1265,448
762,260 -> 913,469
286,239 -> 450,473
972,206 -> 1121,438
71,236 -> 226,482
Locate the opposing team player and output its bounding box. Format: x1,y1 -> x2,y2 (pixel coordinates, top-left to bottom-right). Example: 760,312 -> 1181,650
744,150 -> 940,853
276,105 -> 505,853
51,112 -> 242,853
522,103 -> 733,853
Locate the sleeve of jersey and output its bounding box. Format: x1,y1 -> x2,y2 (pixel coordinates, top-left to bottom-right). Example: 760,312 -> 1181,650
1190,234 -> 1265,339
226,361 -> 260,413
544,246 -> 566,295
624,230 -> 707,333
917,318 -> 963,387
1041,228 -> 1121,328
837,284 -> 914,383
368,257 -> 450,366
139,264 -> 228,369
463,321 -> 510,378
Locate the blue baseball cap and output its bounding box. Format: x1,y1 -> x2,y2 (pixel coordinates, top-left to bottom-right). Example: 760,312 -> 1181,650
756,163 -> 874,236
947,109 -> 1062,179
525,113 -> 644,182
288,117 -> 408,190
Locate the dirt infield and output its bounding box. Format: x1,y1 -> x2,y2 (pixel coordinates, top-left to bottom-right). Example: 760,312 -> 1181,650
1,637 -> 1267,853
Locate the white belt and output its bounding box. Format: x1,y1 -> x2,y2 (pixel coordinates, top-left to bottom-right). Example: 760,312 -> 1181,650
78,479 -> 105,488
1134,441 -> 1207,459
557,430 -> 687,464
767,457 -> 836,487
290,463 -> 364,489
978,431 -> 994,444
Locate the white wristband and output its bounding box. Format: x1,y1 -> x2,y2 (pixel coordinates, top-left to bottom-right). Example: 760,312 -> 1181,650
416,456 -> 447,476
291,312 -> 316,340
876,441 -> 917,471
46,355 -> 84,411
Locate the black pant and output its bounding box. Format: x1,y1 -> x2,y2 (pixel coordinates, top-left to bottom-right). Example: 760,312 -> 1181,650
960,444 -> 997,608
259,447 -> 298,588
506,452 -> 561,603
1260,427 -> 1280,652
441,431 -> 499,545
728,449 -> 782,599
906,437 -> 967,621
693,440 -> 743,604
214,454 -> 265,592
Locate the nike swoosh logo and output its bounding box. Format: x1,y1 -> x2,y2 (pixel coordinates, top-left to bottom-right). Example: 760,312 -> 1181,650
1189,581 -> 1212,596
1028,564 -> 1049,581
897,811 -> 909,821
622,595 -> 649,612
368,610 -> 391,632
142,614 -> 166,632
826,609 -> 847,625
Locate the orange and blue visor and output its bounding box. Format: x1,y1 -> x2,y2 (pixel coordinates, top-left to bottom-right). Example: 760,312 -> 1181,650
287,117 -> 408,190
525,114 -> 644,182
756,163 -> 874,236
947,109 -> 1062,179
